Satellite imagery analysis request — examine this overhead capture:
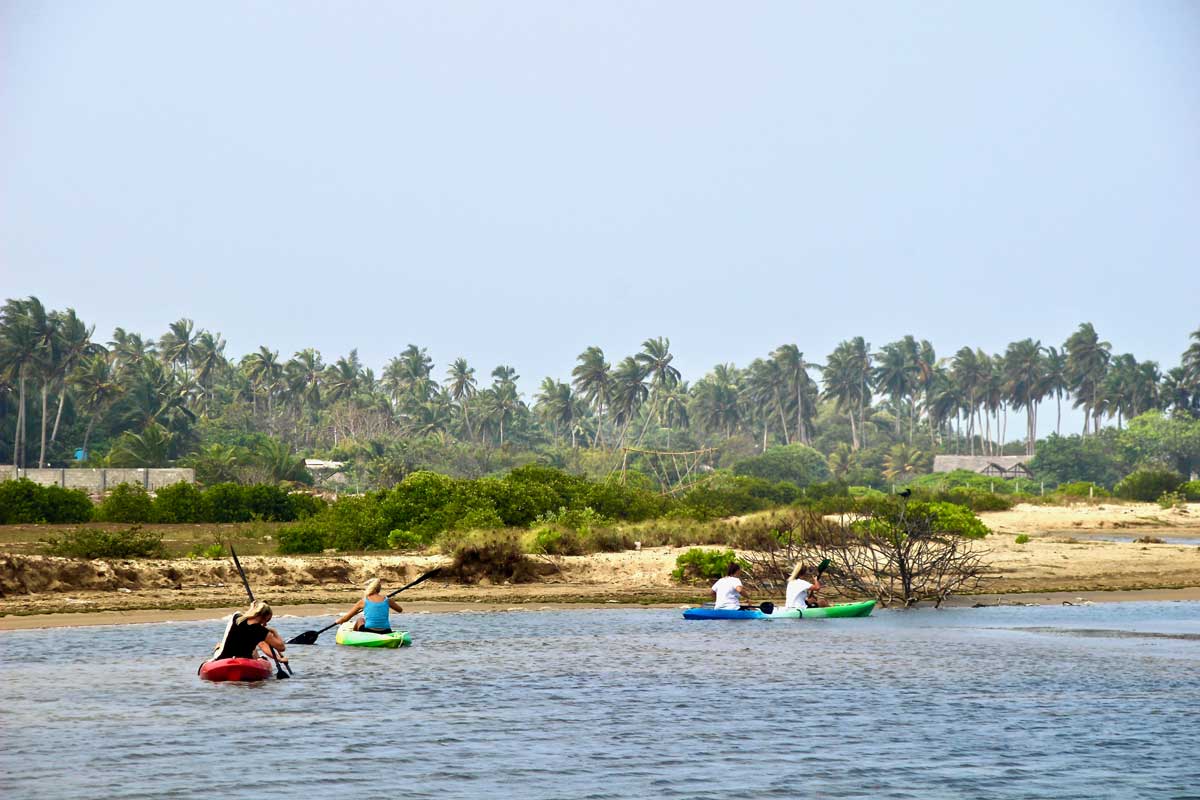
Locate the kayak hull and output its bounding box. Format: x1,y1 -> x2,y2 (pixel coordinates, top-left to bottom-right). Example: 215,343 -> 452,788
682,600 -> 877,620
335,621 -> 412,648
199,657 -> 273,682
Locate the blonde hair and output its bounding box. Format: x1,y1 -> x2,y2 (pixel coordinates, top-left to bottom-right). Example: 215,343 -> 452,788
364,578 -> 382,597
245,600 -> 272,621
789,563 -> 806,581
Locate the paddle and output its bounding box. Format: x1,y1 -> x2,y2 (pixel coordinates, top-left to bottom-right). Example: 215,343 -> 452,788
287,567 -> 443,645
230,546 -> 291,679
738,601 -> 775,614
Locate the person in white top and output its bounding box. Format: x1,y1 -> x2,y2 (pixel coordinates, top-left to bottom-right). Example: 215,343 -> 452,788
785,562 -> 827,609
711,562 -> 747,610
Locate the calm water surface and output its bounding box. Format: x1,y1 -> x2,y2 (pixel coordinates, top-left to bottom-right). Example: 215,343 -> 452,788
2,602 -> 1198,799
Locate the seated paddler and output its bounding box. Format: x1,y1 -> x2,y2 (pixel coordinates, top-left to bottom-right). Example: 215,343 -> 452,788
335,577 -> 403,633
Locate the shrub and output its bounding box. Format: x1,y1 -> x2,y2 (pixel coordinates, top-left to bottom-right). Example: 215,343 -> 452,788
679,475 -> 773,520
320,495 -> 390,551
1157,491 -> 1187,510
388,529 -> 431,550
918,501 -> 990,539
1181,480 -> 1200,502
287,492 -> 326,520
40,485 -> 94,523
532,506 -> 614,533
41,526 -> 165,558
580,526 -> 632,553
276,525 -> 327,554
0,479 -> 94,524
442,529 -> 539,583
527,526 -> 585,556
187,541 -> 226,559
1056,481 -> 1111,498
671,548 -> 741,584
732,444 -> 831,487
1114,469 -> 1185,502
242,484 -> 294,521
938,487 -> 1013,512
202,483 -> 251,523
95,483 -> 154,523
153,481 -> 203,523
583,479 -> 670,521
1015,534 -> 1031,545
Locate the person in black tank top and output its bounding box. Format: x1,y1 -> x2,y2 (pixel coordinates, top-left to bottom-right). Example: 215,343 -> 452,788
212,601 -> 289,663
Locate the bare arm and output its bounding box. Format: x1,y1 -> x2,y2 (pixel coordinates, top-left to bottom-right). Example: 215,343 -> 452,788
259,628 -> 287,661
335,599 -> 365,625
388,599 -> 404,614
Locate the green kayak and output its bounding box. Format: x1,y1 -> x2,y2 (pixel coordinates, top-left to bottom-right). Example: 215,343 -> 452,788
765,600 -> 876,619
335,621 -> 412,648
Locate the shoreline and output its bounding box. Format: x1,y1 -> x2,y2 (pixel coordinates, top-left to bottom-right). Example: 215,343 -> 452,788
3,587 -> 1199,631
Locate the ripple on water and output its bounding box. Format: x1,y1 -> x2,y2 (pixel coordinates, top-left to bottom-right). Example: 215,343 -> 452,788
0,603 -> 1198,799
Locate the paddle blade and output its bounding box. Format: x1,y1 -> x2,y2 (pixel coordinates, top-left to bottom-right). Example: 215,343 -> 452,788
817,558 -> 831,576
287,630 -> 319,645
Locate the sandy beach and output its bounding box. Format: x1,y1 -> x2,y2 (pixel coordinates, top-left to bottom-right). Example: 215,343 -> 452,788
2,501 -> 1198,630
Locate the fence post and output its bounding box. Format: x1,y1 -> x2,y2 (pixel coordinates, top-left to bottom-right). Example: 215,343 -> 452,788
1089,486 -> 1094,499
1041,481 -> 1045,496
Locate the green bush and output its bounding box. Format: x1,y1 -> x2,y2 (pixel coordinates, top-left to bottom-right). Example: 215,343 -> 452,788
671,548 -> 741,584
202,483 -> 251,523
1114,469 -> 1185,502
732,444 -> 830,487
243,484 -> 294,520
679,475 -> 774,520
0,479 -> 94,524
41,525 -> 164,558
321,495 -> 390,551
287,492 -> 326,519
387,529 -> 430,550
276,525 -> 327,554
1015,534 -> 1031,545
580,526 -> 632,553
153,481 -> 203,523
1180,480 -> 1200,502
1056,481 -> 1111,498
532,506 -> 614,533
95,483 -> 154,523
1157,491 -> 1187,510
528,526 -> 585,556
187,541 -> 226,559
918,501 -> 990,539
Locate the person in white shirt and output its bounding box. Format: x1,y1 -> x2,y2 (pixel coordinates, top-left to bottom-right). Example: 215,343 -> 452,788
785,562 -> 827,609
711,562 -> 747,610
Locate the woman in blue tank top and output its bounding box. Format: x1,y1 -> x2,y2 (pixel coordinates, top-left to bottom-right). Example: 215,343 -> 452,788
334,578 -> 403,633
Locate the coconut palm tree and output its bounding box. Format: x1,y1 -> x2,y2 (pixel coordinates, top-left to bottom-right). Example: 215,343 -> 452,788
535,378 -> 579,446
0,298 -> 41,468
325,350 -> 364,405
951,346 -> 988,455
609,357 -> 648,449
1042,346 -> 1069,435
46,308 -> 101,451
445,357 -> 478,439
690,364 -> 743,438
70,352 -> 122,456
873,340 -> 920,440
633,337 -> 681,446
882,442 -> 929,482
572,347 -> 611,448
823,340 -> 871,450
1002,338 -> 1045,455
191,330 -> 227,415
243,346 -> 283,419
1065,322 -> 1111,435
159,318 -> 196,378
285,348 -> 325,422
771,344 -> 820,446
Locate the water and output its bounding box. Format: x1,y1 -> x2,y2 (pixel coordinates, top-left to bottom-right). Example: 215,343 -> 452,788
2,602 -> 1198,799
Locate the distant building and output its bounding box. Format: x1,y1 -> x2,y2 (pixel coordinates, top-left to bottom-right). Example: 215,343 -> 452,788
931,455 -> 1033,479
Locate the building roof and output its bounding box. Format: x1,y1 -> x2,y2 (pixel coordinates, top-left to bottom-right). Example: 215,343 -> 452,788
932,455 -> 1031,474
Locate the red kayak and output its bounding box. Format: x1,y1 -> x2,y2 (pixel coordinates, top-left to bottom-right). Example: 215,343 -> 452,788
199,657 -> 273,682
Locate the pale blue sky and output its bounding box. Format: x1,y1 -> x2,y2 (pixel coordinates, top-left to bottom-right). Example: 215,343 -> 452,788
2,2 -> 1198,434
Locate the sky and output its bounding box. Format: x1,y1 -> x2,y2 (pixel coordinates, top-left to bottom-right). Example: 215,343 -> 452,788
2,1 -> 1198,437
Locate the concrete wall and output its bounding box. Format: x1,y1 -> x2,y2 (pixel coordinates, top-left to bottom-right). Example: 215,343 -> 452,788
0,467 -> 194,492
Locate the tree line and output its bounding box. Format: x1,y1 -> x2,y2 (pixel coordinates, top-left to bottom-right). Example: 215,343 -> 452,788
2,295 -> 1198,487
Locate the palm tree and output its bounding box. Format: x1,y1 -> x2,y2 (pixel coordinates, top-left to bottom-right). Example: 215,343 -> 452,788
633,337 -> 681,445
873,340 -> 919,440
285,348 -> 325,421
1183,327 -> 1200,394
159,318 -> 196,378
325,350 -> 364,405
109,422 -> 174,467
70,352 -> 122,456
609,357 -> 648,448
1065,322 -> 1111,435
771,344 -> 820,446
191,330 -> 227,415
1002,339 -> 1045,455
745,357 -> 786,450
243,347 -> 283,419
1042,346 -> 1068,435
535,378 -> 578,445
109,328 -> 155,376
823,340 -> 871,450
571,347 -> 611,448
445,358 -> 478,439
46,308 -> 100,451
951,347 -> 987,455
690,364 -> 743,438
882,442 -> 929,482
0,298 -> 41,469
827,443 -> 855,480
